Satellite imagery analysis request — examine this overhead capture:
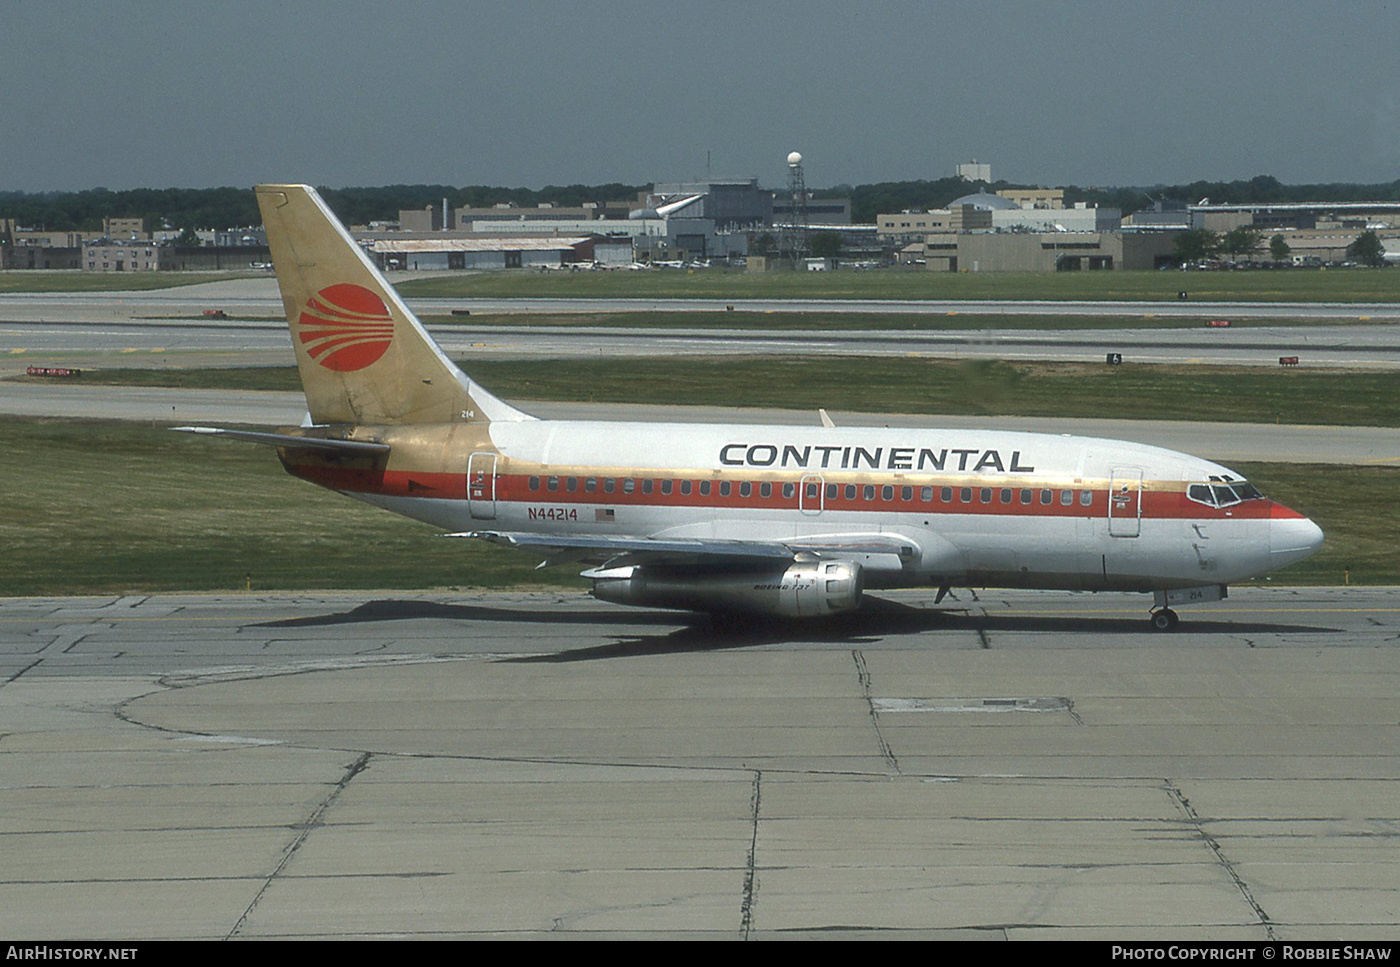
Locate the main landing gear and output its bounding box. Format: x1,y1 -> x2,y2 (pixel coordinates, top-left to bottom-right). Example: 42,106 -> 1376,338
1150,608 -> 1180,632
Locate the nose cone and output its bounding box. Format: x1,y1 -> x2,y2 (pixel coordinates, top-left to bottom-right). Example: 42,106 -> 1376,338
1269,504 -> 1324,570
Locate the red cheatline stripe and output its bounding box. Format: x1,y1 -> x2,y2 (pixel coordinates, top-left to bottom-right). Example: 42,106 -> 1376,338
283,465 -> 1280,522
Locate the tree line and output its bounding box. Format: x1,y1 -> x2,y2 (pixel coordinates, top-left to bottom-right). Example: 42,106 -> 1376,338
825,173 -> 1400,224
0,183 -> 646,234
5,174 -> 1400,232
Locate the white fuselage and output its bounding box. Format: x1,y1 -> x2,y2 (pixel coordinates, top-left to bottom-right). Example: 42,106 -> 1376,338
336,419 -> 1322,594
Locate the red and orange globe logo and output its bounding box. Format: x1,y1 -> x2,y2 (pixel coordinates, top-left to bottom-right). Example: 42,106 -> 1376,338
297,284 -> 394,371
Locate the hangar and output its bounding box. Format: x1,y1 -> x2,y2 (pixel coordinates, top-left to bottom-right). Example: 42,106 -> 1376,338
926,230 -> 1180,272
368,235 -> 608,271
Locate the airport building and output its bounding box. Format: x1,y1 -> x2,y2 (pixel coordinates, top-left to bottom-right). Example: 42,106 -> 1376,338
378,180 -> 768,266
102,217 -> 146,240
397,200 -> 634,233
922,230 -> 1180,272
882,185 -> 1115,263
648,179 -> 773,232
82,240 -> 174,272
997,188 -> 1064,210
992,205 -> 1120,232
216,227 -> 267,247
770,195 -> 852,225
0,220 -> 86,269
364,234 -> 619,271
956,159 -> 991,182
360,175 -> 855,268
1189,201 -> 1400,232
878,210 -> 952,246
1,243 -> 82,270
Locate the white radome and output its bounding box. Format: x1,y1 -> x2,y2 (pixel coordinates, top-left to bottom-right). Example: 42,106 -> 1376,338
787,151 -> 802,167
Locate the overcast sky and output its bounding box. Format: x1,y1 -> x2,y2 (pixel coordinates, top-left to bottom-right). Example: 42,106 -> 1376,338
5,0 -> 1398,192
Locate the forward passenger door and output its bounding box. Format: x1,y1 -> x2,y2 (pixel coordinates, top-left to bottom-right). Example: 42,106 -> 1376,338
1108,468 -> 1142,538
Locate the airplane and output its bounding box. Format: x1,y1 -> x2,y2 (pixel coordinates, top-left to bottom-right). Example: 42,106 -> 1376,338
177,184 -> 1324,631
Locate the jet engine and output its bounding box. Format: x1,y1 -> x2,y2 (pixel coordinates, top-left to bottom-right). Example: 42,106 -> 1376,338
588,560 -> 864,617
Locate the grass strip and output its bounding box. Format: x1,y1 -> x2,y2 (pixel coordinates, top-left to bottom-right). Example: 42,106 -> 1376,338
0,416 -> 578,596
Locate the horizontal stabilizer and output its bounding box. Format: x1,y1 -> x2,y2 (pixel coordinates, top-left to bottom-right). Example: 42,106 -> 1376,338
173,426 -> 390,454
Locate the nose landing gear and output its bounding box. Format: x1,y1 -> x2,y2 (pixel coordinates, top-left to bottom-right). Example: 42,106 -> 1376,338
1149,585 -> 1226,632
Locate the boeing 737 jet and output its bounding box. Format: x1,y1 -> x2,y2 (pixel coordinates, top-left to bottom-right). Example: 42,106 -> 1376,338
178,185 -> 1324,630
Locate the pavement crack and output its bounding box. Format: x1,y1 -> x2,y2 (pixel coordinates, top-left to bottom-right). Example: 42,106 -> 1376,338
1165,779 -> 1276,941
2,658 -> 44,687
226,751 -> 372,939
61,633 -> 93,654
740,770 -> 761,941
852,650 -> 900,774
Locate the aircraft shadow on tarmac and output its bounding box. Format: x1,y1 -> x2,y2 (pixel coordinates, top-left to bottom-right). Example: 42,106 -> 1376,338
248,596 -> 1337,663
508,600 -> 1340,663
251,598 -> 685,629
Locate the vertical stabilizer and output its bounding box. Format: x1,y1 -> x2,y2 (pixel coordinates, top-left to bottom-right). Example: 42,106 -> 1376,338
254,184 -> 530,426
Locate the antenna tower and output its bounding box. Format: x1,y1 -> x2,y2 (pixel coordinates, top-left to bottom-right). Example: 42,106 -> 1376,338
780,151 -> 808,264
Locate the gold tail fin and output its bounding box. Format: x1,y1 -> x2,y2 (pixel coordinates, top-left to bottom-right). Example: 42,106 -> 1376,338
254,184 -> 529,426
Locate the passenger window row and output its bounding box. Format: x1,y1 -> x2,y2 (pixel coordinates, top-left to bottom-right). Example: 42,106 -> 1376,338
525,476 -> 1097,508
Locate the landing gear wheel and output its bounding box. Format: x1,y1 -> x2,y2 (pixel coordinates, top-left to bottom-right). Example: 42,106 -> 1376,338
1150,608 -> 1179,632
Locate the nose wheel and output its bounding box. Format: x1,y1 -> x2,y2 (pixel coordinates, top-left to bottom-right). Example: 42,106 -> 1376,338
1150,608 -> 1180,632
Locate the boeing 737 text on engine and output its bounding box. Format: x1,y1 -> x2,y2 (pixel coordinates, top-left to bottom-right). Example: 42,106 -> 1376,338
177,185 -> 1324,631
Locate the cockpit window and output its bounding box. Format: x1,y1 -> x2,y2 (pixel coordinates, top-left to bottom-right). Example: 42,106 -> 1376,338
1211,484 -> 1240,507
1188,477 -> 1265,508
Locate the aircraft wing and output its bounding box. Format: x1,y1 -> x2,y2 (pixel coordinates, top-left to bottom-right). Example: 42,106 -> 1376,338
453,530 -> 919,569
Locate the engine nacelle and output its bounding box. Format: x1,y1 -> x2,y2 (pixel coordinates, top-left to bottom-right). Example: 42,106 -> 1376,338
589,560 -> 864,618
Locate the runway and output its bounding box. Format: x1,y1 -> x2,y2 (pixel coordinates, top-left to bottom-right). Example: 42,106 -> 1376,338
2,587 -> 1397,939
6,317 -> 1400,371
3,276 -> 1400,320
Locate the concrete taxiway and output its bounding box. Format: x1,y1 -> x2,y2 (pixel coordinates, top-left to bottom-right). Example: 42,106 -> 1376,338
2,587 -> 1397,939
3,277 -> 1399,321
6,316 -> 1400,372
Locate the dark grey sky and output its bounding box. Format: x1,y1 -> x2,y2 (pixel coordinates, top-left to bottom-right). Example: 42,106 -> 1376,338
5,0 -> 1398,192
